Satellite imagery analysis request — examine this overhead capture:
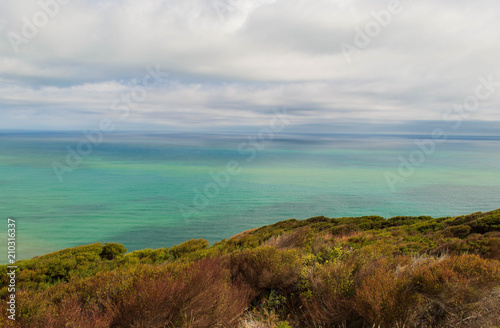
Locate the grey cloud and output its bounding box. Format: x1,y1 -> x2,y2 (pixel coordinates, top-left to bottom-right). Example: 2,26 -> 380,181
0,0 -> 499,131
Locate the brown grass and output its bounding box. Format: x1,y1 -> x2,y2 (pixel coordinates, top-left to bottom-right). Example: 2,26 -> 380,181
229,246 -> 302,291
5,257 -> 254,328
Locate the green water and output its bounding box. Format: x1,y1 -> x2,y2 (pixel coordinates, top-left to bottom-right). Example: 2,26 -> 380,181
1,132 -> 499,262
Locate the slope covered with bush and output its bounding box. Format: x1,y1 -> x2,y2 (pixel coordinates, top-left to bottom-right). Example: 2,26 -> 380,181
1,209 -> 500,327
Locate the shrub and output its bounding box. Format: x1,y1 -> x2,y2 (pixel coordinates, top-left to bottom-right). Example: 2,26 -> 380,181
127,247 -> 171,263
264,228 -> 314,250
5,257 -> 254,328
169,238 -> 209,259
300,260 -> 357,326
230,246 -> 302,291
111,257 -> 253,328
0,243 -> 107,291
354,256 -> 419,327
356,215 -> 386,230
410,254 -> 500,327
239,308 -> 292,328
2,208 -> 500,327
329,224 -> 359,236
444,224 -> 471,238
99,243 -> 127,261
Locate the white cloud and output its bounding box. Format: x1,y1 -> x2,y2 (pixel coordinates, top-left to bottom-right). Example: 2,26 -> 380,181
0,0 -> 499,131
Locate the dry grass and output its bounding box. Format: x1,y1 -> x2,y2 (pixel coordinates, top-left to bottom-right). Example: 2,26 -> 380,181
264,228 -> 312,250
334,231 -> 363,243
230,246 -> 302,291
238,309 -> 284,328
230,228 -> 259,241
5,257 -> 254,328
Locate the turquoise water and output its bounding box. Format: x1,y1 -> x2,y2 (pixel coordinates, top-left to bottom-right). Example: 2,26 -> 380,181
1,132 -> 499,262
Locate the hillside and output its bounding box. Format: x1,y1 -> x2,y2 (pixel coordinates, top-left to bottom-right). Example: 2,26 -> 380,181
1,209 -> 500,328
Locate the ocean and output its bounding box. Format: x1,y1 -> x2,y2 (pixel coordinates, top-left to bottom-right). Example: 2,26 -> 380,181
1,132 -> 499,262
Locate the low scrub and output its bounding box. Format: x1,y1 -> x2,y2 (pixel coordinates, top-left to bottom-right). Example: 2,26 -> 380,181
1,209 -> 500,327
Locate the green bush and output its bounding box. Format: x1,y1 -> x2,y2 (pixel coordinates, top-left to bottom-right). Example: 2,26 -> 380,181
127,247 -> 171,263
170,239 -> 209,259
2,208 -> 500,328
100,243 -> 127,260
444,224 -> 472,238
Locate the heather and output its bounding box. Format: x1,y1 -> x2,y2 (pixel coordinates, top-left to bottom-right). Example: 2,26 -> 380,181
1,209 -> 499,327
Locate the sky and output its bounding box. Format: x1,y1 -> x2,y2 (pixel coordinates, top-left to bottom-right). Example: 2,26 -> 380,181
0,0 -> 499,133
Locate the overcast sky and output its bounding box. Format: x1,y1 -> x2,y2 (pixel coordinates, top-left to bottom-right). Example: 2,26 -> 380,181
0,0 -> 499,133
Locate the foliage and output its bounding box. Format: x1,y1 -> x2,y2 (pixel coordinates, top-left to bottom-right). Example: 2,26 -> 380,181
169,238 -> 210,259
1,208 -> 500,327
99,243 -> 127,260
229,246 -> 302,291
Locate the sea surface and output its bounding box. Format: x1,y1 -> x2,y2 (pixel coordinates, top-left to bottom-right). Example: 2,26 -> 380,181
1,132 -> 499,262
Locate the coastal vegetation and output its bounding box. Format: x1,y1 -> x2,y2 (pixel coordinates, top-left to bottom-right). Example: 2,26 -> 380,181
1,209 -> 499,327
